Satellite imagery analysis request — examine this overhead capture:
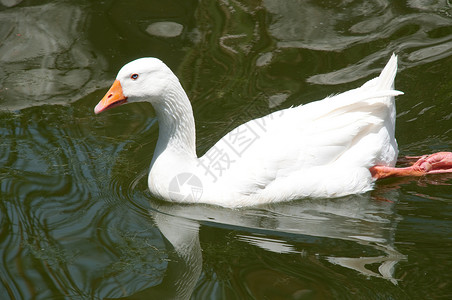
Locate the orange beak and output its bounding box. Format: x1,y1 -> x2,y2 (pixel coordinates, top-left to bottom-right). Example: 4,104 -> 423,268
94,80 -> 128,114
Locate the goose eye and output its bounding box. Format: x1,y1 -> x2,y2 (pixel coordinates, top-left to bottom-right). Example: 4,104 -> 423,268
131,73 -> 139,80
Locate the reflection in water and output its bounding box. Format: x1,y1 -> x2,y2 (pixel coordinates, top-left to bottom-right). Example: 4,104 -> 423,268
1,0 -> 451,298
184,0 -> 452,108
146,21 -> 185,38
0,2 -> 108,110
264,0 -> 452,84
0,104 -> 164,299
126,191 -> 405,299
117,212 -> 202,300
264,0 -> 388,51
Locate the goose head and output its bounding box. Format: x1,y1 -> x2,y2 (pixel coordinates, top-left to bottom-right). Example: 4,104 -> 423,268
94,58 -> 177,114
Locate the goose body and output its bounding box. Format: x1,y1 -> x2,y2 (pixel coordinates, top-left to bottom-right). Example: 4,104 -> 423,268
95,55 -> 404,208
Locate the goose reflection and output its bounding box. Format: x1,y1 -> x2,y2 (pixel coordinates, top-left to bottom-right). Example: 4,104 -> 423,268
120,191 -> 405,299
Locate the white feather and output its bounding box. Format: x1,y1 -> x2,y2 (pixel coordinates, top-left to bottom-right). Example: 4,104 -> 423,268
108,54 -> 402,208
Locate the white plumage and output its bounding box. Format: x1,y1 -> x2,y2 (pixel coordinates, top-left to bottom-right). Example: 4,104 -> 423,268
95,54 -> 403,207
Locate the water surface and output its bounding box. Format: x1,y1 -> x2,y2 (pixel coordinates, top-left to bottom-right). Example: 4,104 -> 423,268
1,0 -> 452,299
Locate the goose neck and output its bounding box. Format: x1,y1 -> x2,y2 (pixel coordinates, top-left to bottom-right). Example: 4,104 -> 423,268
154,80 -> 197,158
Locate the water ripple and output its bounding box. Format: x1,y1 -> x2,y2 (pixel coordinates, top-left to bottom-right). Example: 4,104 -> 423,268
0,0 -> 451,298
0,2 -> 109,110
0,104 -> 166,299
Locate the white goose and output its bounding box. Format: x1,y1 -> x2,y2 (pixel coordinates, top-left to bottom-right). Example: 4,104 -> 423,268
95,54 -> 452,208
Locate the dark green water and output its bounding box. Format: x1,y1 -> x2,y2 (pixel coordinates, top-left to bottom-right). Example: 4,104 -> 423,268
1,0 -> 452,299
